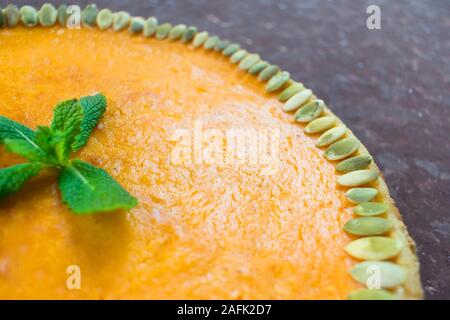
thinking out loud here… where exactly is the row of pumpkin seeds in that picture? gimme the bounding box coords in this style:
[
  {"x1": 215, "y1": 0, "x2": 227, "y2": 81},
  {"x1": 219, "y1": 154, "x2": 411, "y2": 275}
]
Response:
[
  {"x1": 281, "y1": 89, "x2": 406, "y2": 300},
  {"x1": 1, "y1": 3, "x2": 408, "y2": 300}
]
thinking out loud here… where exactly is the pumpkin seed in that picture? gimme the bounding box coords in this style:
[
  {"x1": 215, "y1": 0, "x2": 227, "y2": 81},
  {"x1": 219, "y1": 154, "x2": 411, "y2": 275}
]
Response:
[
  {"x1": 354, "y1": 202, "x2": 389, "y2": 216},
  {"x1": 305, "y1": 116, "x2": 335, "y2": 134},
  {"x1": 113, "y1": 11, "x2": 130, "y2": 31},
  {"x1": 81, "y1": 4, "x2": 98, "y2": 27},
  {"x1": 336, "y1": 155, "x2": 373, "y2": 173},
  {"x1": 239, "y1": 54, "x2": 260, "y2": 71},
  {"x1": 143, "y1": 17, "x2": 158, "y2": 37},
  {"x1": 283, "y1": 89, "x2": 313, "y2": 112},
  {"x1": 279, "y1": 83, "x2": 304, "y2": 102},
  {"x1": 156, "y1": 23, "x2": 172, "y2": 39},
  {"x1": 325, "y1": 137, "x2": 359, "y2": 160},
  {"x1": 248, "y1": 61, "x2": 269, "y2": 75},
  {"x1": 203, "y1": 35, "x2": 219, "y2": 49},
  {"x1": 0, "y1": 8, "x2": 4, "y2": 27},
  {"x1": 38, "y1": 3, "x2": 57, "y2": 27},
  {"x1": 294, "y1": 99, "x2": 324, "y2": 122},
  {"x1": 230, "y1": 49, "x2": 247, "y2": 64},
  {"x1": 169, "y1": 24, "x2": 186, "y2": 40},
  {"x1": 20, "y1": 6, "x2": 38, "y2": 27},
  {"x1": 346, "y1": 188, "x2": 378, "y2": 204},
  {"x1": 181, "y1": 26, "x2": 197, "y2": 43},
  {"x1": 350, "y1": 261, "x2": 407, "y2": 288},
  {"x1": 57, "y1": 5, "x2": 67, "y2": 26},
  {"x1": 266, "y1": 71, "x2": 291, "y2": 92},
  {"x1": 348, "y1": 289, "x2": 396, "y2": 300},
  {"x1": 337, "y1": 169, "x2": 378, "y2": 187},
  {"x1": 257, "y1": 65, "x2": 279, "y2": 82},
  {"x1": 316, "y1": 126, "x2": 347, "y2": 147},
  {"x1": 215, "y1": 39, "x2": 229, "y2": 51},
  {"x1": 344, "y1": 217, "x2": 393, "y2": 236},
  {"x1": 223, "y1": 43, "x2": 240, "y2": 56},
  {"x1": 5, "y1": 4, "x2": 20, "y2": 27},
  {"x1": 129, "y1": 17, "x2": 145, "y2": 34},
  {"x1": 193, "y1": 31, "x2": 208, "y2": 47},
  {"x1": 96, "y1": 9, "x2": 113, "y2": 30},
  {"x1": 345, "y1": 236, "x2": 402, "y2": 260}
]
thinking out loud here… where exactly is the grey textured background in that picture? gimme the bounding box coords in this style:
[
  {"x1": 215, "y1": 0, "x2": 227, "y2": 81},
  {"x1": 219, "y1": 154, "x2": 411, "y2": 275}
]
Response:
[{"x1": 2, "y1": 0, "x2": 450, "y2": 299}]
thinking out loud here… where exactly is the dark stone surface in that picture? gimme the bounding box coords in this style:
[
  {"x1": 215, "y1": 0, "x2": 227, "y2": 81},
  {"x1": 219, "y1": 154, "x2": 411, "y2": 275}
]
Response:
[{"x1": 4, "y1": 0, "x2": 450, "y2": 299}]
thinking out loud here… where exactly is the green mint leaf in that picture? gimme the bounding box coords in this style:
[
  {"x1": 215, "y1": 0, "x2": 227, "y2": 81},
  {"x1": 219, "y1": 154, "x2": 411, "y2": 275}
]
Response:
[
  {"x1": 72, "y1": 93, "x2": 107, "y2": 152},
  {"x1": 0, "y1": 116, "x2": 35, "y2": 143},
  {"x1": 58, "y1": 160, "x2": 137, "y2": 214},
  {"x1": 0, "y1": 163, "x2": 42, "y2": 198},
  {"x1": 0, "y1": 117, "x2": 49, "y2": 161},
  {"x1": 3, "y1": 138, "x2": 48, "y2": 162},
  {"x1": 51, "y1": 99, "x2": 84, "y2": 161},
  {"x1": 51, "y1": 99, "x2": 82, "y2": 133}
]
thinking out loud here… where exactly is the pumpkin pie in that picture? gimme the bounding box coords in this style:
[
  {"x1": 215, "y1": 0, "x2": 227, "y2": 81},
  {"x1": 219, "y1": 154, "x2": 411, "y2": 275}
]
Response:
[{"x1": 0, "y1": 4, "x2": 422, "y2": 299}]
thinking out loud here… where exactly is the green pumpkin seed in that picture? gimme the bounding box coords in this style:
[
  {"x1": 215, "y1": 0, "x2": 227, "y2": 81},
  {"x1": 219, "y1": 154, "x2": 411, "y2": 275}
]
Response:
[
  {"x1": 20, "y1": 6, "x2": 38, "y2": 27},
  {"x1": 305, "y1": 116, "x2": 335, "y2": 134},
  {"x1": 345, "y1": 236, "x2": 402, "y2": 260},
  {"x1": 337, "y1": 169, "x2": 378, "y2": 187},
  {"x1": 354, "y1": 202, "x2": 389, "y2": 216},
  {"x1": 169, "y1": 24, "x2": 187, "y2": 40},
  {"x1": 351, "y1": 261, "x2": 407, "y2": 288},
  {"x1": 316, "y1": 126, "x2": 347, "y2": 147},
  {"x1": 344, "y1": 217, "x2": 393, "y2": 236},
  {"x1": 57, "y1": 5, "x2": 67, "y2": 26},
  {"x1": 230, "y1": 49, "x2": 247, "y2": 64},
  {"x1": 81, "y1": 4, "x2": 98, "y2": 27},
  {"x1": 156, "y1": 23, "x2": 172, "y2": 39},
  {"x1": 279, "y1": 83, "x2": 304, "y2": 102},
  {"x1": 193, "y1": 31, "x2": 208, "y2": 47},
  {"x1": 204, "y1": 35, "x2": 219, "y2": 49},
  {"x1": 294, "y1": 99, "x2": 324, "y2": 122},
  {"x1": 346, "y1": 188, "x2": 378, "y2": 204},
  {"x1": 336, "y1": 155, "x2": 373, "y2": 173},
  {"x1": 348, "y1": 289, "x2": 396, "y2": 300},
  {"x1": 248, "y1": 61, "x2": 269, "y2": 75},
  {"x1": 143, "y1": 17, "x2": 158, "y2": 37},
  {"x1": 129, "y1": 17, "x2": 145, "y2": 34},
  {"x1": 0, "y1": 8, "x2": 4, "y2": 27},
  {"x1": 38, "y1": 3, "x2": 57, "y2": 27},
  {"x1": 283, "y1": 89, "x2": 314, "y2": 114},
  {"x1": 215, "y1": 39, "x2": 229, "y2": 51},
  {"x1": 181, "y1": 26, "x2": 197, "y2": 43},
  {"x1": 266, "y1": 71, "x2": 291, "y2": 92},
  {"x1": 96, "y1": 9, "x2": 113, "y2": 30},
  {"x1": 223, "y1": 43, "x2": 240, "y2": 56},
  {"x1": 257, "y1": 65, "x2": 279, "y2": 82},
  {"x1": 325, "y1": 137, "x2": 359, "y2": 160},
  {"x1": 113, "y1": 11, "x2": 130, "y2": 31},
  {"x1": 239, "y1": 54, "x2": 260, "y2": 71},
  {"x1": 5, "y1": 4, "x2": 20, "y2": 27}
]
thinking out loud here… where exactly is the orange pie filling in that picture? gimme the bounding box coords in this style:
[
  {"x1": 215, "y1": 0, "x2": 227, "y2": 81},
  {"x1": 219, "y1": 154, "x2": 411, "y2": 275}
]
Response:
[{"x1": 0, "y1": 27, "x2": 364, "y2": 299}]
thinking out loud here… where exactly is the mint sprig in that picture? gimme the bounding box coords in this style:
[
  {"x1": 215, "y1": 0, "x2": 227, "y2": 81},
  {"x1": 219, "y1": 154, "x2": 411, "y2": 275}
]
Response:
[{"x1": 0, "y1": 93, "x2": 138, "y2": 215}]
